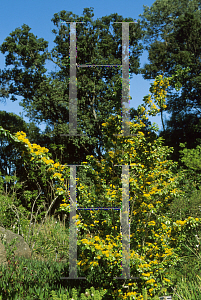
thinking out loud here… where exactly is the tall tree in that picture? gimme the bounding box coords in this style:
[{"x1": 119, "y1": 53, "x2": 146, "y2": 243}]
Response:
[
  {"x1": 0, "y1": 8, "x2": 151, "y2": 216},
  {"x1": 139, "y1": 0, "x2": 201, "y2": 161},
  {"x1": 0, "y1": 8, "x2": 144, "y2": 167}
]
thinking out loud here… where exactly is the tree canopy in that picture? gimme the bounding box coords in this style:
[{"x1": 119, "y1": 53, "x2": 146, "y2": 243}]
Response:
[
  {"x1": 0, "y1": 7, "x2": 150, "y2": 210},
  {"x1": 139, "y1": 0, "x2": 201, "y2": 160},
  {"x1": 0, "y1": 4, "x2": 200, "y2": 217},
  {"x1": 0, "y1": 8, "x2": 145, "y2": 169}
]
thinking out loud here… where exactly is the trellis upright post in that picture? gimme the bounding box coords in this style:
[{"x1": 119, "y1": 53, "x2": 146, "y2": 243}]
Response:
[{"x1": 59, "y1": 20, "x2": 139, "y2": 281}]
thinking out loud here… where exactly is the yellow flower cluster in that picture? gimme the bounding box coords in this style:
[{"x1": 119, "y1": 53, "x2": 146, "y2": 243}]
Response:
[
  {"x1": 14, "y1": 131, "x2": 69, "y2": 199},
  {"x1": 15, "y1": 132, "x2": 49, "y2": 155},
  {"x1": 142, "y1": 74, "x2": 170, "y2": 117},
  {"x1": 175, "y1": 220, "x2": 187, "y2": 226}
]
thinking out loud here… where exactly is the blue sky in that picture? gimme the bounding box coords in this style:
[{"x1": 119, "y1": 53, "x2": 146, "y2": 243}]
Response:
[{"x1": 0, "y1": 0, "x2": 166, "y2": 134}]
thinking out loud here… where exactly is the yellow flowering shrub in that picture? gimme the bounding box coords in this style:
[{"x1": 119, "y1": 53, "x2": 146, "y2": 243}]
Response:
[{"x1": 58, "y1": 104, "x2": 201, "y2": 299}]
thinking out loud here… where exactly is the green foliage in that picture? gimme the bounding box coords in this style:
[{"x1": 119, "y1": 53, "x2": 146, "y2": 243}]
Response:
[
  {"x1": 50, "y1": 286, "x2": 107, "y2": 300},
  {"x1": 0, "y1": 169, "x2": 31, "y2": 231},
  {"x1": 142, "y1": 288, "x2": 148, "y2": 300},
  {"x1": 0, "y1": 253, "x2": 69, "y2": 299},
  {"x1": 179, "y1": 143, "x2": 201, "y2": 172},
  {"x1": 172, "y1": 142, "x2": 201, "y2": 199},
  {"x1": 0, "y1": 6, "x2": 201, "y2": 299},
  {"x1": 139, "y1": 0, "x2": 201, "y2": 160},
  {"x1": 166, "y1": 189, "x2": 201, "y2": 221},
  {"x1": 165, "y1": 141, "x2": 201, "y2": 221},
  {"x1": 171, "y1": 275, "x2": 201, "y2": 299},
  {"x1": 0, "y1": 7, "x2": 144, "y2": 174}
]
